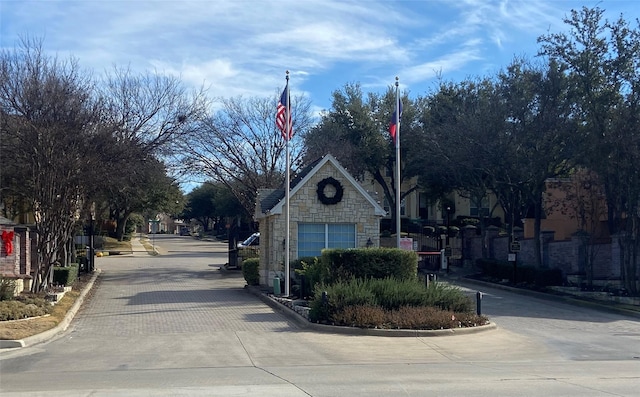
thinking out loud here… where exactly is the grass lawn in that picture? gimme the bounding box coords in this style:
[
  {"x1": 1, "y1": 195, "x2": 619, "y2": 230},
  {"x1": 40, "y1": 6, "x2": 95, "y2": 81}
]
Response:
[{"x1": 0, "y1": 273, "x2": 96, "y2": 340}]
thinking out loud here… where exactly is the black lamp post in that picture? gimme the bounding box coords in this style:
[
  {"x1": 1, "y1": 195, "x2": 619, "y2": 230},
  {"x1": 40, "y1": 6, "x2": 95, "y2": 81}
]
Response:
[
  {"x1": 445, "y1": 205, "x2": 451, "y2": 273},
  {"x1": 89, "y1": 203, "x2": 95, "y2": 273}
]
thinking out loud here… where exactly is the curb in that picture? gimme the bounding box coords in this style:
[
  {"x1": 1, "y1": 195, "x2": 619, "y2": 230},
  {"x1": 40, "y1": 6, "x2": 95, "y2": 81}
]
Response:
[
  {"x1": 245, "y1": 285, "x2": 497, "y2": 337},
  {"x1": 0, "y1": 269, "x2": 101, "y2": 350}
]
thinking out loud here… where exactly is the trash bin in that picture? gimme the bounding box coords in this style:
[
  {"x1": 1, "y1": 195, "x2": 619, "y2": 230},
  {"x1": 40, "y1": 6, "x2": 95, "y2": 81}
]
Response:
[{"x1": 273, "y1": 276, "x2": 281, "y2": 295}]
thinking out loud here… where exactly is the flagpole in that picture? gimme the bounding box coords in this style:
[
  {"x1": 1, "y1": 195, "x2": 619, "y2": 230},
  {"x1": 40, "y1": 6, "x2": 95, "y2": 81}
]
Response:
[
  {"x1": 284, "y1": 71, "x2": 291, "y2": 297},
  {"x1": 394, "y1": 77, "x2": 401, "y2": 249}
]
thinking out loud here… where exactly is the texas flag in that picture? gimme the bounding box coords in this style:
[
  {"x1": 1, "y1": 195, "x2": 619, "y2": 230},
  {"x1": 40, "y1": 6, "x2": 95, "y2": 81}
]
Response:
[{"x1": 389, "y1": 98, "x2": 402, "y2": 143}]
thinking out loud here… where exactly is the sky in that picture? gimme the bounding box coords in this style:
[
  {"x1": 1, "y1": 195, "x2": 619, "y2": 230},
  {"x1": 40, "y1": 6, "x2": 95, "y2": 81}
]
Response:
[{"x1": 2, "y1": 0, "x2": 640, "y2": 116}]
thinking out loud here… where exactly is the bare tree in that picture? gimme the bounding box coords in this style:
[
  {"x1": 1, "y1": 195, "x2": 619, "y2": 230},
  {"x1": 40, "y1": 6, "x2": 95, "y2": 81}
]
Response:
[
  {"x1": 176, "y1": 94, "x2": 314, "y2": 217},
  {"x1": 100, "y1": 66, "x2": 210, "y2": 155},
  {"x1": 95, "y1": 67, "x2": 209, "y2": 237},
  {"x1": 0, "y1": 37, "x2": 102, "y2": 291}
]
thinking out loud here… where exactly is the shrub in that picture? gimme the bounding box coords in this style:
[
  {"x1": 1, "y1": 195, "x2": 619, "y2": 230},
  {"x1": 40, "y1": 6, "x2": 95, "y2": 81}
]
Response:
[
  {"x1": 330, "y1": 305, "x2": 489, "y2": 330},
  {"x1": 241, "y1": 258, "x2": 260, "y2": 286},
  {"x1": 369, "y1": 277, "x2": 430, "y2": 310},
  {"x1": 476, "y1": 258, "x2": 564, "y2": 287},
  {"x1": 292, "y1": 256, "x2": 321, "y2": 298},
  {"x1": 422, "y1": 281, "x2": 473, "y2": 312},
  {"x1": 321, "y1": 248, "x2": 418, "y2": 283},
  {"x1": 308, "y1": 278, "x2": 377, "y2": 323},
  {"x1": 294, "y1": 256, "x2": 328, "y2": 298},
  {"x1": 308, "y1": 277, "x2": 474, "y2": 323},
  {"x1": 53, "y1": 264, "x2": 79, "y2": 286},
  {"x1": 0, "y1": 296, "x2": 51, "y2": 321},
  {"x1": 331, "y1": 304, "x2": 386, "y2": 328},
  {"x1": 535, "y1": 268, "x2": 564, "y2": 287},
  {"x1": 0, "y1": 276, "x2": 16, "y2": 301}
]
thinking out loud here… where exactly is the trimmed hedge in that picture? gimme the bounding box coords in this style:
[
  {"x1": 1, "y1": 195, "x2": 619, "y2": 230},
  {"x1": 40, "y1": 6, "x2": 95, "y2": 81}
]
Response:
[
  {"x1": 53, "y1": 264, "x2": 79, "y2": 286},
  {"x1": 321, "y1": 248, "x2": 418, "y2": 282},
  {"x1": 242, "y1": 258, "x2": 260, "y2": 286},
  {"x1": 476, "y1": 258, "x2": 563, "y2": 287}
]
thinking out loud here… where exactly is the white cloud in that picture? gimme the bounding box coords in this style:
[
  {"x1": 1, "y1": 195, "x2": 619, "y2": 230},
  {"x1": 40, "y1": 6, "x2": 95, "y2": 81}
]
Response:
[{"x1": 3, "y1": 0, "x2": 639, "y2": 112}]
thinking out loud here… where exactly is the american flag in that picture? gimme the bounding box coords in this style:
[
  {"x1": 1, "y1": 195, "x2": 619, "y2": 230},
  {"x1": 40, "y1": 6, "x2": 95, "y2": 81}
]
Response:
[{"x1": 276, "y1": 86, "x2": 293, "y2": 140}]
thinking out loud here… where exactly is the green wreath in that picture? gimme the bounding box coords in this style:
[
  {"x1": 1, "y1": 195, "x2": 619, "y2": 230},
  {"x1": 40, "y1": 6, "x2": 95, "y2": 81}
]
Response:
[{"x1": 316, "y1": 177, "x2": 344, "y2": 205}]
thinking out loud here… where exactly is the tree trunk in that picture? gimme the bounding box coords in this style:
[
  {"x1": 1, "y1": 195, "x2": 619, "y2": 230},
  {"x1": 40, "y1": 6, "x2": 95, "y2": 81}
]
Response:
[
  {"x1": 533, "y1": 199, "x2": 543, "y2": 267},
  {"x1": 115, "y1": 212, "x2": 131, "y2": 241}
]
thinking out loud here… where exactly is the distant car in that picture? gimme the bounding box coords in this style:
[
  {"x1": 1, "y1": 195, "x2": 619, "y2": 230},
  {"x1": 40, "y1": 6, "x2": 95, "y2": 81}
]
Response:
[
  {"x1": 238, "y1": 232, "x2": 259, "y2": 249},
  {"x1": 179, "y1": 227, "x2": 190, "y2": 236}
]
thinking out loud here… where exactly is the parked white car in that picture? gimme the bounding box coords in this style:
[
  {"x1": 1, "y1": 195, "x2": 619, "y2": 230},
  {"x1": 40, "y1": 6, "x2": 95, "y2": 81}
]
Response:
[{"x1": 238, "y1": 232, "x2": 259, "y2": 249}]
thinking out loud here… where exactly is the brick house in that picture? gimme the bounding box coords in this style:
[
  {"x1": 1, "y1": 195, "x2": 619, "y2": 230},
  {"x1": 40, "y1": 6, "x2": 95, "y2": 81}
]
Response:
[
  {"x1": 254, "y1": 154, "x2": 387, "y2": 286},
  {"x1": 0, "y1": 216, "x2": 33, "y2": 294}
]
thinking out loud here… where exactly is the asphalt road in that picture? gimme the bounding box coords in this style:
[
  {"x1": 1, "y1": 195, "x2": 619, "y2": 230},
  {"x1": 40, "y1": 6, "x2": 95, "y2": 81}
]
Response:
[{"x1": 1, "y1": 234, "x2": 639, "y2": 396}]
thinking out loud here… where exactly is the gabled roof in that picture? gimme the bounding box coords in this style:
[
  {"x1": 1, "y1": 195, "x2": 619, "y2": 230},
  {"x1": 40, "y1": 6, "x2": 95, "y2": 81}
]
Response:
[{"x1": 260, "y1": 154, "x2": 386, "y2": 216}]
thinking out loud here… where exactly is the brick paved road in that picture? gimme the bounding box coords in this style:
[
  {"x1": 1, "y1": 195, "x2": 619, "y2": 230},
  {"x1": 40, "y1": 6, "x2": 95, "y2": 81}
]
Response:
[{"x1": 2, "y1": 235, "x2": 640, "y2": 396}]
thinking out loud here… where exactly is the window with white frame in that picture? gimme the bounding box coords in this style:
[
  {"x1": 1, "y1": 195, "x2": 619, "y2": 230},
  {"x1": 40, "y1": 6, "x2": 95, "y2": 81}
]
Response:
[
  {"x1": 383, "y1": 196, "x2": 406, "y2": 216},
  {"x1": 298, "y1": 223, "x2": 356, "y2": 257},
  {"x1": 470, "y1": 196, "x2": 490, "y2": 217}
]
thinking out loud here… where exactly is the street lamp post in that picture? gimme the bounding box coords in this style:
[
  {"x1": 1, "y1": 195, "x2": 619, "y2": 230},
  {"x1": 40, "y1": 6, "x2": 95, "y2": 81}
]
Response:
[
  {"x1": 445, "y1": 206, "x2": 451, "y2": 273},
  {"x1": 89, "y1": 203, "x2": 95, "y2": 273}
]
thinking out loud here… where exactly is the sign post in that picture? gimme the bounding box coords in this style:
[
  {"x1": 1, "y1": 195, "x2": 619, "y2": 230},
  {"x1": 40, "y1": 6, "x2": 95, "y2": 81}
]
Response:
[{"x1": 509, "y1": 239, "x2": 520, "y2": 284}]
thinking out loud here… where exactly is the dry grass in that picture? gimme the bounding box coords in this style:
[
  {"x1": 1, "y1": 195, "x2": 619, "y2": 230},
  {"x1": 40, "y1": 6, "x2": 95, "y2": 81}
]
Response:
[{"x1": 0, "y1": 273, "x2": 95, "y2": 340}]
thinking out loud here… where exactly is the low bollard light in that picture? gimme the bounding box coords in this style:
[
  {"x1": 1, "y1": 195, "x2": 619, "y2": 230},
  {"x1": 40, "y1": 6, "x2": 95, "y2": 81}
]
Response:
[{"x1": 476, "y1": 291, "x2": 483, "y2": 315}]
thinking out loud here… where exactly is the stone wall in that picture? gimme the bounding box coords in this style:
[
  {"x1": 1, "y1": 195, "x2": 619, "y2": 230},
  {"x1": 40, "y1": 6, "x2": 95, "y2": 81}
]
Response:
[{"x1": 461, "y1": 226, "x2": 619, "y2": 281}]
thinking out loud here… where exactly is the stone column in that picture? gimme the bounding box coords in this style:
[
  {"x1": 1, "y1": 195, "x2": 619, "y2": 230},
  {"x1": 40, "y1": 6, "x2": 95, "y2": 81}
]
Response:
[
  {"x1": 540, "y1": 230, "x2": 555, "y2": 268},
  {"x1": 461, "y1": 225, "x2": 477, "y2": 268},
  {"x1": 15, "y1": 226, "x2": 30, "y2": 276}
]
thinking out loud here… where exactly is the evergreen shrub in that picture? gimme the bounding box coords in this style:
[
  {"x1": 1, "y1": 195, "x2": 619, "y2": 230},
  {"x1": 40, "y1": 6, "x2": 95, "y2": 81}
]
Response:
[
  {"x1": 321, "y1": 248, "x2": 417, "y2": 282},
  {"x1": 53, "y1": 264, "x2": 79, "y2": 286},
  {"x1": 476, "y1": 258, "x2": 564, "y2": 287},
  {"x1": 0, "y1": 296, "x2": 51, "y2": 321},
  {"x1": 308, "y1": 277, "x2": 474, "y2": 325},
  {"x1": 242, "y1": 258, "x2": 260, "y2": 286},
  {"x1": 0, "y1": 276, "x2": 16, "y2": 301}
]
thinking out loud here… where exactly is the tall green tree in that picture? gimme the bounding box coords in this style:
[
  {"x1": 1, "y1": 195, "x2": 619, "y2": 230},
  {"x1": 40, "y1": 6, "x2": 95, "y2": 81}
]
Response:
[
  {"x1": 419, "y1": 78, "x2": 505, "y2": 257},
  {"x1": 494, "y1": 58, "x2": 577, "y2": 266},
  {"x1": 303, "y1": 83, "x2": 422, "y2": 234},
  {"x1": 102, "y1": 155, "x2": 180, "y2": 241},
  {"x1": 538, "y1": 6, "x2": 640, "y2": 292},
  {"x1": 182, "y1": 182, "x2": 244, "y2": 233}
]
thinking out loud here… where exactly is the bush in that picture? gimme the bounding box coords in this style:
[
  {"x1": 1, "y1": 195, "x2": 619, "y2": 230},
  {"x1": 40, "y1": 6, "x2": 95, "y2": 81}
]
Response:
[
  {"x1": 330, "y1": 305, "x2": 488, "y2": 330},
  {"x1": 308, "y1": 278, "x2": 377, "y2": 322},
  {"x1": 308, "y1": 277, "x2": 474, "y2": 324},
  {"x1": 0, "y1": 276, "x2": 16, "y2": 301},
  {"x1": 321, "y1": 248, "x2": 418, "y2": 283},
  {"x1": 476, "y1": 258, "x2": 564, "y2": 287},
  {"x1": 242, "y1": 258, "x2": 260, "y2": 286},
  {"x1": 0, "y1": 296, "x2": 51, "y2": 321},
  {"x1": 292, "y1": 256, "x2": 320, "y2": 298},
  {"x1": 369, "y1": 277, "x2": 432, "y2": 310},
  {"x1": 294, "y1": 256, "x2": 328, "y2": 297},
  {"x1": 53, "y1": 264, "x2": 79, "y2": 286}
]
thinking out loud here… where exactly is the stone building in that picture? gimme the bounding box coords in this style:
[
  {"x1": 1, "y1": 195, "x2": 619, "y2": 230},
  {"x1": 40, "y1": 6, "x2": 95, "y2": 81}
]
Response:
[{"x1": 255, "y1": 154, "x2": 386, "y2": 286}]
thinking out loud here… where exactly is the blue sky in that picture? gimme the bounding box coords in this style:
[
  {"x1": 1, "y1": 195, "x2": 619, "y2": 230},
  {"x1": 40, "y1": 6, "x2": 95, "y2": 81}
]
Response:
[{"x1": 2, "y1": 0, "x2": 639, "y2": 115}]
